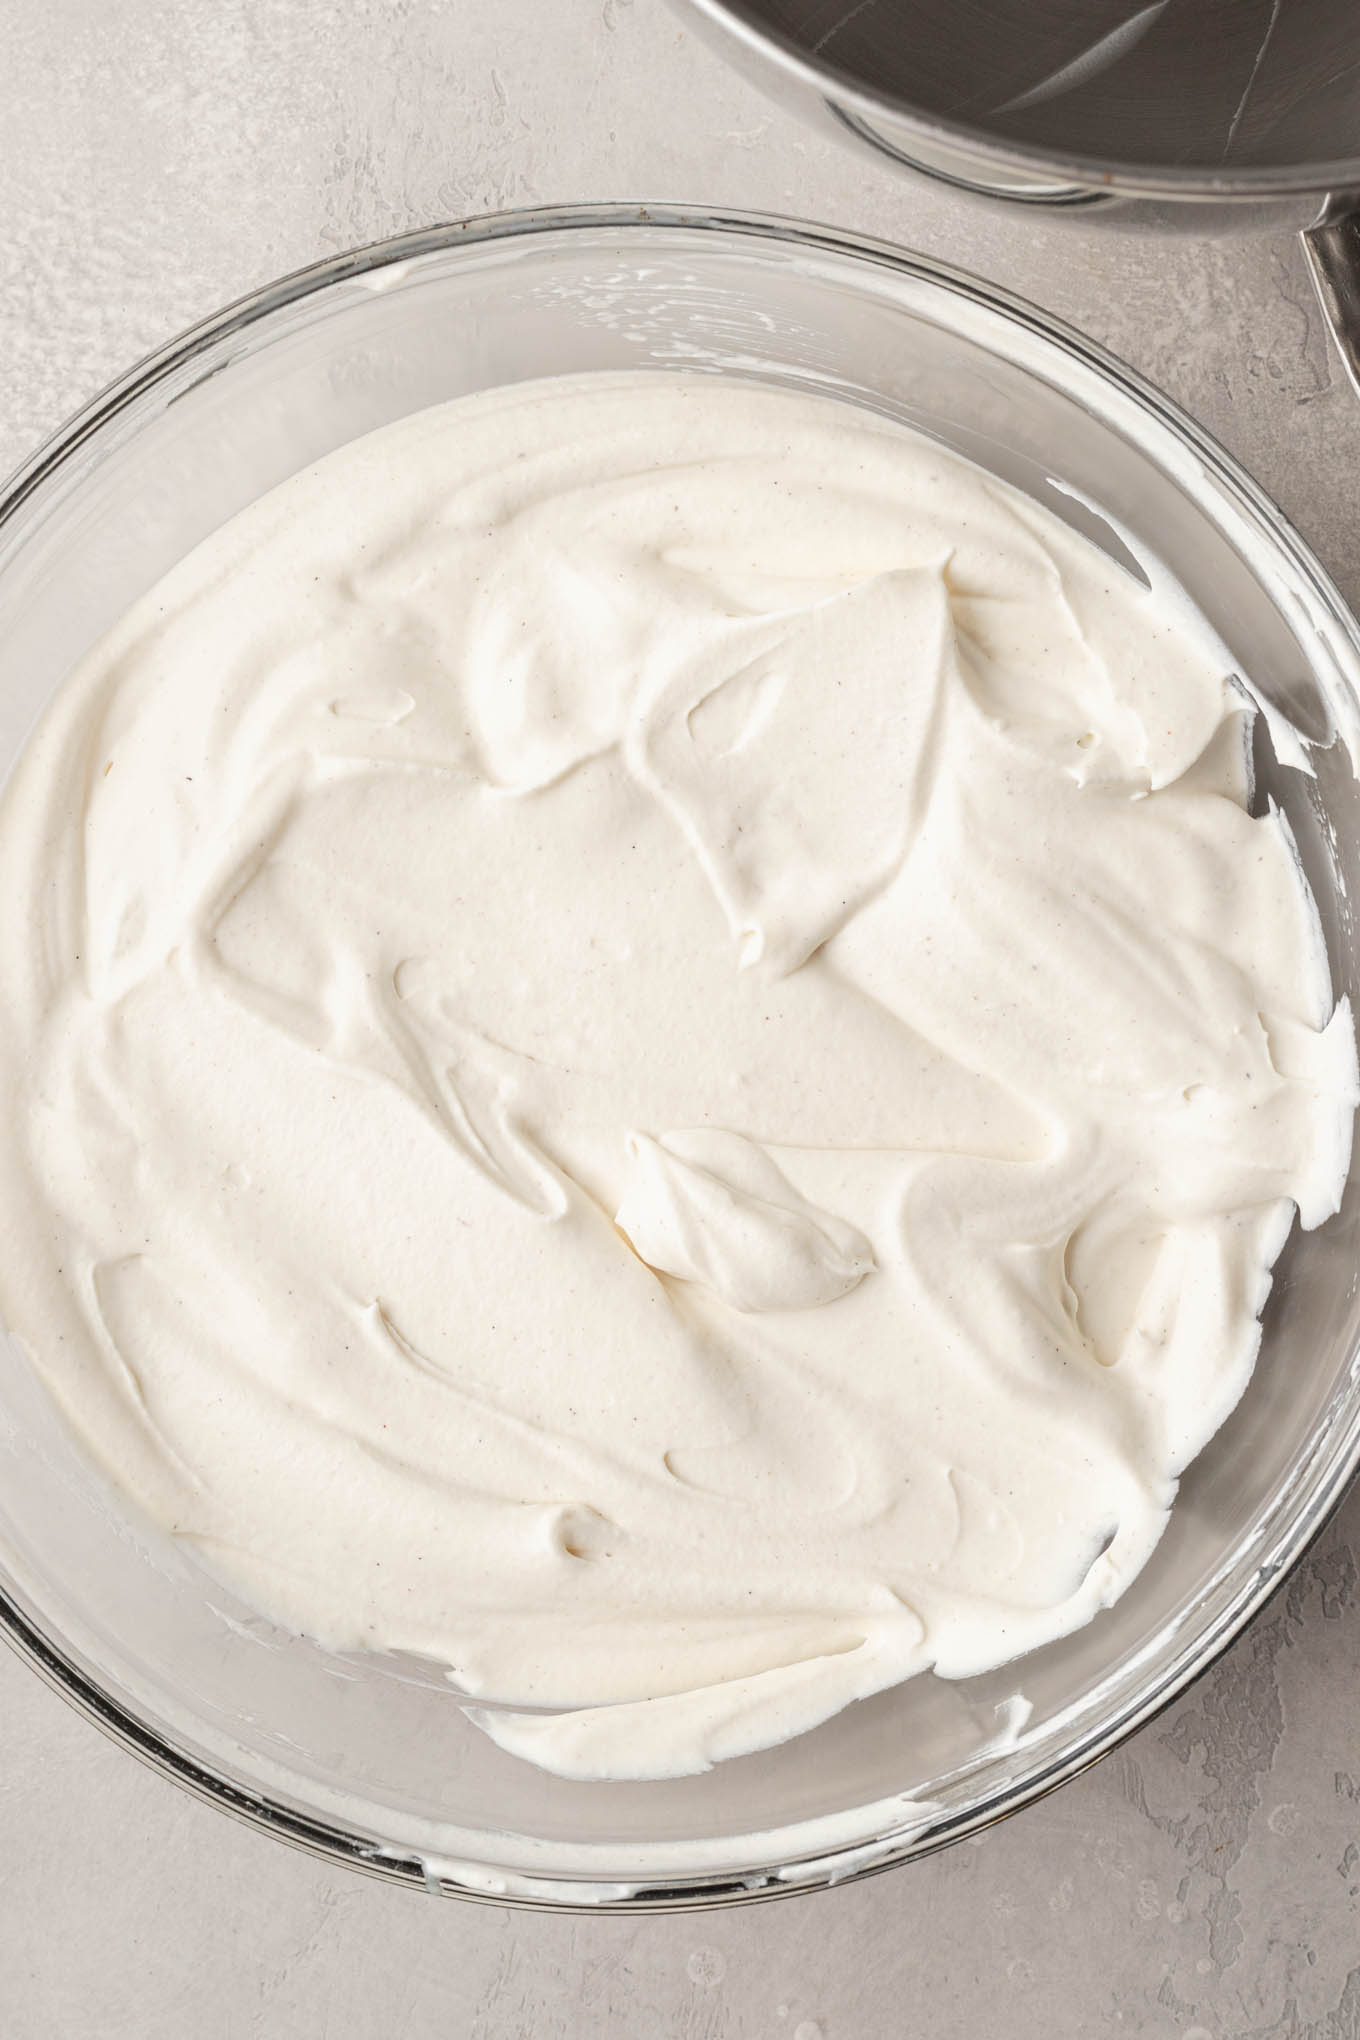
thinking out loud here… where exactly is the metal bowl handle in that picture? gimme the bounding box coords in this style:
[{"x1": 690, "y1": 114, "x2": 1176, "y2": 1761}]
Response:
[{"x1": 1303, "y1": 203, "x2": 1360, "y2": 401}]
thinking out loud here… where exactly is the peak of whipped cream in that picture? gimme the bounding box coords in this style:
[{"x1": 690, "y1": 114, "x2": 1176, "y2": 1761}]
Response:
[
  {"x1": 616, "y1": 1130, "x2": 876, "y2": 1313},
  {"x1": 0, "y1": 371, "x2": 1350, "y2": 1783}
]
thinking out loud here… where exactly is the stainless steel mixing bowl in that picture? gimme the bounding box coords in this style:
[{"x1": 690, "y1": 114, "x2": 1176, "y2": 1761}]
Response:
[
  {"x1": 678, "y1": 1, "x2": 1360, "y2": 393},
  {"x1": 2, "y1": 205, "x2": 1360, "y2": 1910}
]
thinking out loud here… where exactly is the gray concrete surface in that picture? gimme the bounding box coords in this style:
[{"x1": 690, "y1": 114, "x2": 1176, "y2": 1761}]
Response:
[{"x1": 3, "y1": 2, "x2": 1360, "y2": 2034}]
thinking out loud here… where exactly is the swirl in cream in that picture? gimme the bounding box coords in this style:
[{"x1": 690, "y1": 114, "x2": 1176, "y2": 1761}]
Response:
[{"x1": 0, "y1": 372, "x2": 1352, "y2": 1780}]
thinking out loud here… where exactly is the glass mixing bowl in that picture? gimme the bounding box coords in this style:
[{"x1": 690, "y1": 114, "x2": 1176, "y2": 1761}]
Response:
[{"x1": 2, "y1": 204, "x2": 1359, "y2": 1911}]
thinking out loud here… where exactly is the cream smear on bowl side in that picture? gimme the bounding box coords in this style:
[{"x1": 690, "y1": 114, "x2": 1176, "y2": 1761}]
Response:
[{"x1": 0, "y1": 371, "x2": 1352, "y2": 1782}]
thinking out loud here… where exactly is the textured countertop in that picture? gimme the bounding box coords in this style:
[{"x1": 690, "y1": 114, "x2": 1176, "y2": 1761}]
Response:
[{"x1": 4, "y1": 3, "x2": 1360, "y2": 2034}]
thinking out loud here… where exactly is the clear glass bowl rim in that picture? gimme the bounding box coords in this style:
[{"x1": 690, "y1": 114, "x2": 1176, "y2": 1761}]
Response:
[{"x1": 2, "y1": 201, "x2": 1360, "y2": 1912}]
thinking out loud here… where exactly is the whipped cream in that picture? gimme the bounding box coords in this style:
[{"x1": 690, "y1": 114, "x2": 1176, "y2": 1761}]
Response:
[{"x1": 0, "y1": 372, "x2": 1352, "y2": 1781}]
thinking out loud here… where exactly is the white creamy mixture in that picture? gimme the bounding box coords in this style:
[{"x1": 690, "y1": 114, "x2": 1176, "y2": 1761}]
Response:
[{"x1": 0, "y1": 373, "x2": 1353, "y2": 1781}]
